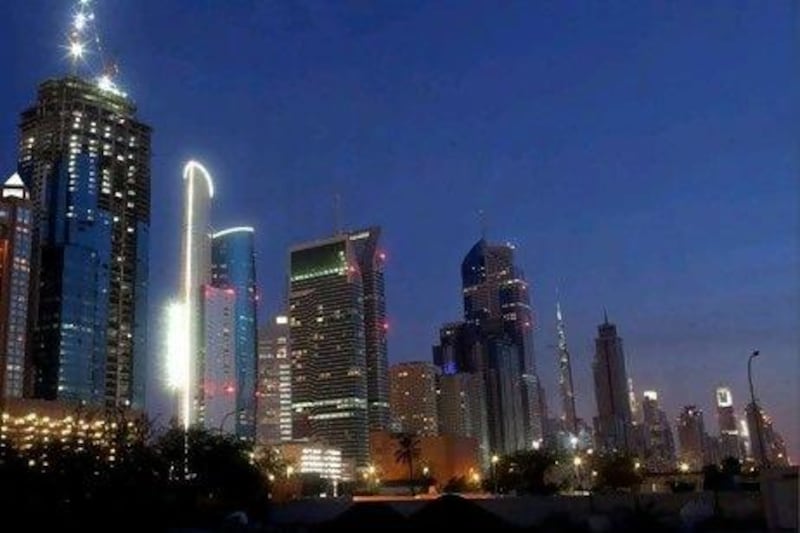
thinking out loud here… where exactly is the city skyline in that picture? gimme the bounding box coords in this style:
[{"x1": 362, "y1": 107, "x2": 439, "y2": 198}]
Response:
[{"x1": 0, "y1": 1, "x2": 795, "y2": 456}]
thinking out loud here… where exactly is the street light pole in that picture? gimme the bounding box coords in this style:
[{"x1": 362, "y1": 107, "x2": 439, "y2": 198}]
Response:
[
  {"x1": 747, "y1": 350, "x2": 768, "y2": 469},
  {"x1": 491, "y1": 455, "x2": 499, "y2": 494},
  {"x1": 219, "y1": 409, "x2": 238, "y2": 435}
]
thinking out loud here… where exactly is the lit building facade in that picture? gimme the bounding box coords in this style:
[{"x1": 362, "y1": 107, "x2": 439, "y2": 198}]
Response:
[
  {"x1": 257, "y1": 315, "x2": 292, "y2": 446},
  {"x1": 0, "y1": 174, "x2": 33, "y2": 399},
  {"x1": 19, "y1": 77, "x2": 151, "y2": 408},
  {"x1": 289, "y1": 235, "x2": 368, "y2": 467},
  {"x1": 677, "y1": 405, "x2": 706, "y2": 470},
  {"x1": 592, "y1": 314, "x2": 632, "y2": 453},
  {"x1": 437, "y1": 370, "x2": 489, "y2": 466},
  {"x1": 201, "y1": 286, "x2": 236, "y2": 434},
  {"x1": 178, "y1": 161, "x2": 213, "y2": 429},
  {"x1": 389, "y1": 361, "x2": 439, "y2": 436},
  {"x1": 641, "y1": 391, "x2": 676, "y2": 472},
  {"x1": 211, "y1": 227, "x2": 258, "y2": 440},
  {"x1": 347, "y1": 228, "x2": 389, "y2": 432},
  {"x1": 715, "y1": 386, "x2": 741, "y2": 461}
]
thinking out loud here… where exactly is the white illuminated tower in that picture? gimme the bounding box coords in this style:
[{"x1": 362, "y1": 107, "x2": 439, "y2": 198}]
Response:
[
  {"x1": 176, "y1": 161, "x2": 214, "y2": 429},
  {"x1": 556, "y1": 300, "x2": 578, "y2": 435}
]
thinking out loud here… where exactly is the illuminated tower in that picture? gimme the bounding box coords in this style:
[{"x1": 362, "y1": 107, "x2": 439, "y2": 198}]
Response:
[
  {"x1": 555, "y1": 301, "x2": 578, "y2": 435},
  {"x1": 18, "y1": 0, "x2": 151, "y2": 408},
  {"x1": 0, "y1": 174, "x2": 33, "y2": 400},
  {"x1": 289, "y1": 234, "x2": 368, "y2": 468},
  {"x1": 677, "y1": 405, "x2": 706, "y2": 470},
  {"x1": 715, "y1": 386, "x2": 741, "y2": 460},
  {"x1": 389, "y1": 361, "x2": 439, "y2": 436},
  {"x1": 211, "y1": 227, "x2": 258, "y2": 440},
  {"x1": 179, "y1": 161, "x2": 213, "y2": 428},
  {"x1": 257, "y1": 315, "x2": 292, "y2": 446}
]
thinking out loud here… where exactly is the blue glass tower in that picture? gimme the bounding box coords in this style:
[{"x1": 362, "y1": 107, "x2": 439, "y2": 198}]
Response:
[
  {"x1": 211, "y1": 227, "x2": 258, "y2": 440},
  {"x1": 19, "y1": 77, "x2": 151, "y2": 408}
]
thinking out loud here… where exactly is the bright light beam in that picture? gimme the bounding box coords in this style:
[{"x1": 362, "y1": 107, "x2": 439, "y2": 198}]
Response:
[
  {"x1": 165, "y1": 301, "x2": 188, "y2": 393},
  {"x1": 69, "y1": 40, "x2": 85, "y2": 59}
]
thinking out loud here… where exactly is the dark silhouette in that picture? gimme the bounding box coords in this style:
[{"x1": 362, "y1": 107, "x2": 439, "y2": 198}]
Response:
[
  {"x1": 495, "y1": 449, "x2": 561, "y2": 495},
  {"x1": 393, "y1": 432, "x2": 421, "y2": 495},
  {"x1": 594, "y1": 454, "x2": 642, "y2": 492}
]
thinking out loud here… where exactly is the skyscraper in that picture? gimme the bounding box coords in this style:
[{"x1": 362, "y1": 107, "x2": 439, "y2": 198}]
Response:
[
  {"x1": 641, "y1": 391, "x2": 676, "y2": 472},
  {"x1": 715, "y1": 386, "x2": 741, "y2": 461},
  {"x1": 0, "y1": 174, "x2": 33, "y2": 400},
  {"x1": 19, "y1": 77, "x2": 151, "y2": 408},
  {"x1": 257, "y1": 315, "x2": 292, "y2": 446},
  {"x1": 347, "y1": 228, "x2": 389, "y2": 432},
  {"x1": 745, "y1": 402, "x2": 789, "y2": 467},
  {"x1": 677, "y1": 405, "x2": 706, "y2": 470},
  {"x1": 178, "y1": 161, "x2": 214, "y2": 428},
  {"x1": 555, "y1": 301, "x2": 578, "y2": 435},
  {"x1": 389, "y1": 361, "x2": 439, "y2": 436},
  {"x1": 460, "y1": 238, "x2": 543, "y2": 447},
  {"x1": 211, "y1": 227, "x2": 258, "y2": 440},
  {"x1": 437, "y1": 370, "x2": 489, "y2": 465},
  {"x1": 592, "y1": 313, "x2": 632, "y2": 453},
  {"x1": 289, "y1": 235, "x2": 368, "y2": 468}
]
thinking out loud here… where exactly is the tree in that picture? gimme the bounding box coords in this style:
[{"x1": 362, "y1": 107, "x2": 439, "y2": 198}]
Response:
[
  {"x1": 394, "y1": 433, "x2": 421, "y2": 495},
  {"x1": 594, "y1": 454, "x2": 642, "y2": 492},
  {"x1": 496, "y1": 449, "x2": 562, "y2": 495}
]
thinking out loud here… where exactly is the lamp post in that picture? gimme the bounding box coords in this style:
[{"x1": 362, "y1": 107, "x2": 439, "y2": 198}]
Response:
[
  {"x1": 747, "y1": 350, "x2": 768, "y2": 469},
  {"x1": 573, "y1": 456, "x2": 583, "y2": 492},
  {"x1": 219, "y1": 409, "x2": 238, "y2": 435},
  {"x1": 491, "y1": 454, "x2": 500, "y2": 494}
]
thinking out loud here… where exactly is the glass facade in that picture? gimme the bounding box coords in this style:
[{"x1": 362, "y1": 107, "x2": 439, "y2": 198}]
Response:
[
  {"x1": 18, "y1": 77, "x2": 151, "y2": 408},
  {"x1": 211, "y1": 228, "x2": 258, "y2": 440}
]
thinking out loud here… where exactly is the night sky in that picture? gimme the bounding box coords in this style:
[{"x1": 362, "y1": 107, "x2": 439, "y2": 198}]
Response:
[{"x1": 0, "y1": 1, "x2": 796, "y2": 455}]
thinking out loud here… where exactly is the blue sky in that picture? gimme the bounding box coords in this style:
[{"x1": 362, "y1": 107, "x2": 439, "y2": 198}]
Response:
[{"x1": 0, "y1": 1, "x2": 796, "y2": 455}]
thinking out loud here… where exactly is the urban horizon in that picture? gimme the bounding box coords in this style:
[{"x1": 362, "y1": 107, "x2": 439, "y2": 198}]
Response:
[{"x1": 0, "y1": 0, "x2": 795, "y2": 467}]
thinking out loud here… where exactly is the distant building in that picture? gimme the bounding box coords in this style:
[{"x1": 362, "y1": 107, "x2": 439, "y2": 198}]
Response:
[
  {"x1": 641, "y1": 391, "x2": 676, "y2": 472},
  {"x1": 211, "y1": 227, "x2": 259, "y2": 440},
  {"x1": 201, "y1": 286, "x2": 237, "y2": 434},
  {"x1": 257, "y1": 315, "x2": 292, "y2": 446},
  {"x1": 0, "y1": 174, "x2": 33, "y2": 400},
  {"x1": 289, "y1": 234, "x2": 369, "y2": 467},
  {"x1": 555, "y1": 301, "x2": 578, "y2": 436},
  {"x1": 677, "y1": 405, "x2": 706, "y2": 470},
  {"x1": 20, "y1": 77, "x2": 151, "y2": 408},
  {"x1": 347, "y1": 228, "x2": 390, "y2": 432},
  {"x1": 389, "y1": 362, "x2": 439, "y2": 436},
  {"x1": 745, "y1": 403, "x2": 789, "y2": 467},
  {"x1": 436, "y1": 369, "x2": 489, "y2": 465},
  {"x1": 592, "y1": 313, "x2": 632, "y2": 453},
  {"x1": 715, "y1": 386, "x2": 741, "y2": 461}
]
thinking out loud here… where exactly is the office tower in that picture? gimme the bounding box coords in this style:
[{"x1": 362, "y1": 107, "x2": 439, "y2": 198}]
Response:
[
  {"x1": 677, "y1": 405, "x2": 706, "y2": 470},
  {"x1": 745, "y1": 403, "x2": 789, "y2": 467},
  {"x1": 177, "y1": 161, "x2": 214, "y2": 428},
  {"x1": 460, "y1": 238, "x2": 543, "y2": 446},
  {"x1": 437, "y1": 370, "x2": 489, "y2": 465},
  {"x1": 592, "y1": 312, "x2": 632, "y2": 453},
  {"x1": 202, "y1": 286, "x2": 236, "y2": 433},
  {"x1": 257, "y1": 315, "x2": 292, "y2": 446},
  {"x1": 640, "y1": 391, "x2": 676, "y2": 472},
  {"x1": 715, "y1": 386, "x2": 741, "y2": 460},
  {"x1": 389, "y1": 361, "x2": 439, "y2": 436},
  {"x1": 19, "y1": 77, "x2": 151, "y2": 408},
  {"x1": 0, "y1": 174, "x2": 33, "y2": 400},
  {"x1": 289, "y1": 235, "x2": 368, "y2": 467},
  {"x1": 555, "y1": 301, "x2": 578, "y2": 435},
  {"x1": 628, "y1": 378, "x2": 641, "y2": 424},
  {"x1": 211, "y1": 227, "x2": 258, "y2": 440},
  {"x1": 347, "y1": 228, "x2": 389, "y2": 432}
]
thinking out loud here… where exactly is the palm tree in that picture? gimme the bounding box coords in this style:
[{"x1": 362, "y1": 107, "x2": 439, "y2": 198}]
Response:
[{"x1": 394, "y1": 433, "x2": 421, "y2": 495}]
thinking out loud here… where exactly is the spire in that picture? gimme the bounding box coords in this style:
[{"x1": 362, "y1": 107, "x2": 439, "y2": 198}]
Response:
[{"x1": 603, "y1": 306, "x2": 609, "y2": 325}]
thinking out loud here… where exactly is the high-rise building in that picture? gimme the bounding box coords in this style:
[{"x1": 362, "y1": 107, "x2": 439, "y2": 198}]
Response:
[
  {"x1": 257, "y1": 315, "x2": 292, "y2": 446},
  {"x1": 347, "y1": 228, "x2": 389, "y2": 432},
  {"x1": 211, "y1": 227, "x2": 258, "y2": 440},
  {"x1": 677, "y1": 405, "x2": 706, "y2": 470},
  {"x1": 640, "y1": 391, "x2": 676, "y2": 472},
  {"x1": 745, "y1": 402, "x2": 789, "y2": 467},
  {"x1": 437, "y1": 370, "x2": 489, "y2": 466},
  {"x1": 19, "y1": 77, "x2": 151, "y2": 408},
  {"x1": 715, "y1": 386, "x2": 741, "y2": 461},
  {"x1": 289, "y1": 235, "x2": 368, "y2": 467},
  {"x1": 555, "y1": 301, "x2": 578, "y2": 435},
  {"x1": 0, "y1": 174, "x2": 33, "y2": 400},
  {"x1": 389, "y1": 361, "x2": 439, "y2": 436},
  {"x1": 592, "y1": 313, "x2": 632, "y2": 453},
  {"x1": 201, "y1": 285, "x2": 236, "y2": 433},
  {"x1": 461, "y1": 238, "x2": 544, "y2": 445},
  {"x1": 177, "y1": 161, "x2": 214, "y2": 429}
]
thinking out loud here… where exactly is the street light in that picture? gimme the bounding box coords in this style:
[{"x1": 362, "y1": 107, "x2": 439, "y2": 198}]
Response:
[
  {"x1": 491, "y1": 454, "x2": 500, "y2": 494},
  {"x1": 286, "y1": 465, "x2": 294, "y2": 478},
  {"x1": 679, "y1": 462, "x2": 690, "y2": 473},
  {"x1": 748, "y1": 350, "x2": 768, "y2": 469},
  {"x1": 573, "y1": 456, "x2": 583, "y2": 492}
]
